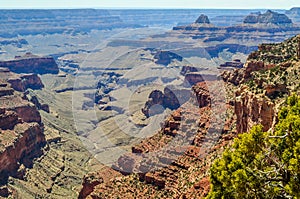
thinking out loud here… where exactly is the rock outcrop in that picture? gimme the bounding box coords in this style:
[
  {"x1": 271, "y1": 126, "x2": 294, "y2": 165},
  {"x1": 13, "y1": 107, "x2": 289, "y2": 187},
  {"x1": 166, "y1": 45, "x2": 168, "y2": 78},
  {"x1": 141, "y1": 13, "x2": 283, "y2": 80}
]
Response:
[
  {"x1": 78, "y1": 172, "x2": 104, "y2": 199},
  {"x1": 153, "y1": 50, "x2": 183, "y2": 66},
  {"x1": 192, "y1": 82, "x2": 211, "y2": 108},
  {"x1": 7, "y1": 73, "x2": 44, "y2": 92},
  {"x1": 78, "y1": 27, "x2": 300, "y2": 199},
  {"x1": 0, "y1": 76, "x2": 45, "y2": 188},
  {"x1": 0, "y1": 52, "x2": 59, "y2": 74},
  {"x1": 235, "y1": 87, "x2": 275, "y2": 133},
  {"x1": 243, "y1": 10, "x2": 293, "y2": 26},
  {"x1": 222, "y1": 61, "x2": 270, "y2": 85},
  {"x1": 0, "y1": 67, "x2": 44, "y2": 91},
  {"x1": 81, "y1": 79, "x2": 235, "y2": 198},
  {"x1": 219, "y1": 59, "x2": 243, "y2": 68},
  {"x1": 195, "y1": 14, "x2": 210, "y2": 24},
  {"x1": 184, "y1": 73, "x2": 217, "y2": 86},
  {"x1": 180, "y1": 66, "x2": 219, "y2": 86},
  {"x1": 170, "y1": 10, "x2": 300, "y2": 53},
  {"x1": 225, "y1": 34, "x2": 300, "y2": 134},
  {"x1": 142, "y1": 87, "x2": 191, "y2": 117}
]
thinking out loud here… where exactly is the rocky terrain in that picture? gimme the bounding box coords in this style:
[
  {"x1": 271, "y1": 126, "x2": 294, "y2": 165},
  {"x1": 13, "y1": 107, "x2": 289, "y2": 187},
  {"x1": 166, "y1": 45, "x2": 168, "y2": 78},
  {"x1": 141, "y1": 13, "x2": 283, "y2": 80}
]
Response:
[
  {"x1": 79, "y1": 33, "x2": 300, "y2": 199},
  {"x1": 0, "y1": 9, "x2": 299, "y2": 199},
  {"x1": 219, "y1": 59, "x2": 243, "y2": 69},
  {"x1": 0, "y1": 70, "x2": 107, "y2": 198},
  {"x1": 0, "y1": 52, "x2": 59, "y2": 74},
  {"x1": 243, "y1": 10, "x2": 292, "y2": 26},
  {"x1": 0, "y1": 68, "x2": 46, "y2": 197},
  {"x1": 105, "y1": 10, "x2": 300, "y2": 72},
  {"x1": 171, "y1": 10, "x2": 300, "y2": 44}
]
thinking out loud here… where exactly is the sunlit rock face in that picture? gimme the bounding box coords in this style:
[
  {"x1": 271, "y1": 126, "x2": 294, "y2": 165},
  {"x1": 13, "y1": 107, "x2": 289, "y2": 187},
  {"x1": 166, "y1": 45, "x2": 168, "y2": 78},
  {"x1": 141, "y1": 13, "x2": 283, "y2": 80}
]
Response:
[{"x1": 0, "y1": 70, "x2": 45, "y2": 188}]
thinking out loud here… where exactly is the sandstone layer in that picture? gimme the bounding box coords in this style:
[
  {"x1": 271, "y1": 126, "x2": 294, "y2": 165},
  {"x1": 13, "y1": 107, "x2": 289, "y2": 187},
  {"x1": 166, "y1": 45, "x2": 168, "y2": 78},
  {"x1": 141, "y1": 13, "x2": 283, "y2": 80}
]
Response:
[{"x1": 0, "y1": 69, "x2": 46, "y2": 196}]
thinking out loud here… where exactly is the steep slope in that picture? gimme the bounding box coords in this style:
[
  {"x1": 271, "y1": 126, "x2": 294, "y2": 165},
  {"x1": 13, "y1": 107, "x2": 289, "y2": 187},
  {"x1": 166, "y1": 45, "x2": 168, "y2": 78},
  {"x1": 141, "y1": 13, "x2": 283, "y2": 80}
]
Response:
[
  {"x1": 0, "y1": 69, "x2": 46, "y2": 197},
  {"x1": 0, "y1": 67, "x2": 101, "y2": 198},
  {"x1": 79, "y1": 34, "x2": 300, "y2": 198},
  {"x1": 5, "y1": 75, "x2": 101, "y2": 198},
  {"x1": 223, "y1": 34, "x2": 300, "y2": 134},
  {"x1": 207, "y1": 95, "x2": 300, "y2": 198}
]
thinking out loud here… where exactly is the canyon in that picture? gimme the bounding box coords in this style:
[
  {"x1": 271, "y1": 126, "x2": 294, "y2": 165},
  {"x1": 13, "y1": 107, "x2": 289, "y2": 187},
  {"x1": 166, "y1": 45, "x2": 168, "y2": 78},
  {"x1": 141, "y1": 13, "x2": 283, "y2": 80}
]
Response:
[
  {"x1": 79, "y1": 34, "x2": 300, "y2": 199},
  {"x1": 0, "y1": 8, "x2": 299, "y2": 198}
]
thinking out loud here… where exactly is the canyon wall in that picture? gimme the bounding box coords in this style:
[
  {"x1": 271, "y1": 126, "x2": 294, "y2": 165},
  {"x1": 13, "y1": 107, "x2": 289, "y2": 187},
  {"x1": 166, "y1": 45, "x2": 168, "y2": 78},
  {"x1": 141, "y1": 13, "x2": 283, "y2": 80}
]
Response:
[
  {"x1": 0, "y1": 53, "x2": 59, "y2": 74},
  {"x1": 0, "y1": 69, "x2": 46, "y2": 196}
]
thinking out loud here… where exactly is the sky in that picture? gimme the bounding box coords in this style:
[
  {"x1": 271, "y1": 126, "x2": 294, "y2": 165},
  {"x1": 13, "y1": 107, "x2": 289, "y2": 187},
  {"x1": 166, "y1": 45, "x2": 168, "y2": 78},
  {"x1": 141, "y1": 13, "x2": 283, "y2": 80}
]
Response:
[{"x1": 0, "y1": 0, "x2": 299, "y2": 9}]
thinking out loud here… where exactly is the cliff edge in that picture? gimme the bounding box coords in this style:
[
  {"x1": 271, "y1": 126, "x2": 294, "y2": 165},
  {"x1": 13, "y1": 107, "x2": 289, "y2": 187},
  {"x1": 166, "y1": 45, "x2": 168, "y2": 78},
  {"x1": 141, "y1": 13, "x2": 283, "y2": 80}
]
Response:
[
  {"x1": 0, "y1": 52, "x2": 59, "y2": 74},
  {"x1": 0, "y1": 68, "x2": 46, "y2": 197}
]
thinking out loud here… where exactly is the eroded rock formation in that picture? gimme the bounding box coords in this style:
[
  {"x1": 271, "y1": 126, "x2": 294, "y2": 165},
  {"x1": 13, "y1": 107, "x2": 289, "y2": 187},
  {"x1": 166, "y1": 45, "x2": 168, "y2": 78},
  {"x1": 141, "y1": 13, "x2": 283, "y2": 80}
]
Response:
[
  {"x1": 142, "y1": 87, "x2": 190, "y2": 117},
  {"x1": 153, "y1": 50, "x2": 183, "y2": 66},
  {"x1": 7, "y1": 73, "x2": 44, "y2": 92},
  {"x1": 78, "y1": 26, "x2": 300, "y2": 199},
  {"x1": 235, "y1": 87, "x2": 275, "y2": 133},
  {"x1": 243, "y1": 10, "x2": 292, "y2": 26},
  {"x1": 195, "y1": 14, "x2": 210, "y2": 24},
  {"x1": 0, "y1": 74, "x2": 45, "y2": 189},
  {"x1": 0, "y1": 53, "x2": 59, "y2": 74}
]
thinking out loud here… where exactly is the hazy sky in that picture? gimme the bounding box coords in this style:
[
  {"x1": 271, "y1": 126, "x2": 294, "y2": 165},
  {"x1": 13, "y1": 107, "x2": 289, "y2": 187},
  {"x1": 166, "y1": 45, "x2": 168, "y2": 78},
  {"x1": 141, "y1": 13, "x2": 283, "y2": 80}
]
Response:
[{"x1": 0, "y1": 0, "x2": 299, "y2": 9}]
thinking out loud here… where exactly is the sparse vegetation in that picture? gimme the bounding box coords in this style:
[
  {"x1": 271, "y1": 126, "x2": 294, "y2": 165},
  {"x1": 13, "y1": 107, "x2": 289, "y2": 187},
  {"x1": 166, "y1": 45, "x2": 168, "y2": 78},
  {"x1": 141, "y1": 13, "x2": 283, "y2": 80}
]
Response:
[{"x1": 207, "y1": 94, "x2": 300, "y2": 199}]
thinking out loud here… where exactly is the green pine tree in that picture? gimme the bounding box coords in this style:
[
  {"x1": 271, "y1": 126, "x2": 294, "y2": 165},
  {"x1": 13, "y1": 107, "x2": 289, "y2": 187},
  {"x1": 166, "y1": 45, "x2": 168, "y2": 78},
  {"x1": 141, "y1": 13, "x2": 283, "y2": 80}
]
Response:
[{"x1": 207, "y1": 94, "x2": 300, "y2": 199}]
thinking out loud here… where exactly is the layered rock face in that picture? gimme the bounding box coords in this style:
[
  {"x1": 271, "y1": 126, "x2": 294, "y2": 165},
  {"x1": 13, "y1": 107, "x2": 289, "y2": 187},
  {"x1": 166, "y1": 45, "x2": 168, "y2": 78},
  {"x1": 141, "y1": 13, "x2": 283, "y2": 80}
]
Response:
[
  {"x1": 219, "y1": 59, "x2": 244, "y2": 69},
  {"x1": 78, "y1": 32, "x2": 300, "y2": 199},
  {"x1": 0, "y1": 68, "x2": 46, "y2": 198},
  {"x1": 0, "y1": 53, "x2": 59, "y2": 74},
  {"x1": 0, "y1": 76, "x2": 45, "y2": 189},
  {"x1": 170, "y1": 10, "x2": 300, "y2": 52},
  {"x1": 180, "y1": 65, "x2": 218, "y2": 86},
  {"x1": 0, "y1": 67, "x2": 44, "y2": 91},
  {"x1": 223, "y1": 34, "x2": 300, "y2": 134},
  {"x1": 235, "y1": 87, "x2": 275, "y2": 133},
  {"x1": 7, "y1": 73, "x2": 44, "y2": 92},
  {"x1": 80, "y1": 80, "x2": 234, "y2": 198},
  {"x1": 243, "y1": 10, "x2": 292, "y2": 26}
]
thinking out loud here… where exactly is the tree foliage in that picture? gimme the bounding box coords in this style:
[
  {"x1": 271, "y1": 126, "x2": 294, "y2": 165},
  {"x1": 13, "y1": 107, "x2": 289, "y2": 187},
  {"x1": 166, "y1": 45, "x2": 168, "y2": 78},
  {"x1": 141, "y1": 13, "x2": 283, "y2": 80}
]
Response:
[{"x1": 207, "y1": 94, "x2": 300, "y2": 199}]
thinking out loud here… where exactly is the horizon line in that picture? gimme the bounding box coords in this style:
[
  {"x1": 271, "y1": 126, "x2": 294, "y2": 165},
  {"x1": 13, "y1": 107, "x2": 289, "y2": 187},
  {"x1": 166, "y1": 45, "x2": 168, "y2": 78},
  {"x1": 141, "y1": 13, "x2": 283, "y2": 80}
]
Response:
[{"x1": 0, "y1": 7, "x2": 292, "y2": 10}]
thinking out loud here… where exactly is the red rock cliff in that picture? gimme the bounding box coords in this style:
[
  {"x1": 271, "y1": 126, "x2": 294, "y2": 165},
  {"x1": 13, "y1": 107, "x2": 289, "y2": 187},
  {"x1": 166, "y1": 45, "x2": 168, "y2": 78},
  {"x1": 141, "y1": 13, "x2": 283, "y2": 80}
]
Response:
[
  {"x1": 235, "y1": 86, "x2": 275, "y2": 133},
  {"x1": 0, "y1": 70, "x2": 46, "y2": 191}
]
